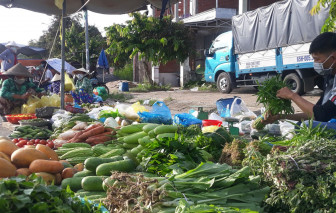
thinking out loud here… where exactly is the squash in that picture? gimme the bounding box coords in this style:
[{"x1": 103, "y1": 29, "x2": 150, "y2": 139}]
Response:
[
  {"x1": 29, "y1": 159, "x2": 64, "y2": 174},
  {"x1": 0, "y1": 140, "x2": 18, "y2": 156},
  {"x1": 74, "y1": 163, "x2": 84, "y2": 172},
  {"x1": 61, "y1": 167, "x2": 77, "y2": 179},
  {"x1": 59, "y1": 160, "x2": 73, "y2": 168},
  {"x1": 24, "y1": 145, "x2": 36, "y2": 149},
  {"x1": 16, "y1": 168, "x2": 31, "y2": 176},
  {"x1": 36, "y1": 144, "x2": 59, "y2": 161},
  {"x1": 0, "y1": 151, "x2": 11, "y2": 162},
  {"x1": 34, "y1": 172, "x2": 56, "y2": 185},
  {"x1": 11, "y1": 148, "x2": 48, "y2": 168},
  {"x1": 0, "y1": 158, "x2": 16, "y2": 178}
]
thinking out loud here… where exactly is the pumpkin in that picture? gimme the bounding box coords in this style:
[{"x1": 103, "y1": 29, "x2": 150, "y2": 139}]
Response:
[
  {"x1": 11, "y1": 148, "x2": 48, "y2": 168},
  {"x1": 36, "y1": 144, "x2": 59, "y2": 161},
  {"x1": 0, "y1": 151, "x2": 11, "y2": 162},
  {"x1": 61, "y1": 167, "x2": 77, "y2": 179}
]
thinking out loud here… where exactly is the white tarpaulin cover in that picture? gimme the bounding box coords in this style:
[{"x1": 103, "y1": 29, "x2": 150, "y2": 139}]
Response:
[
  {"x1": 232, "y1": 0, "x2": 329, "y2": 54},
  {"x1": 46, "y1": 58, "x2": 76, "y2": 74},
  {"x1": 0, "y1": 0, "x2": 178, "y2": 15}
]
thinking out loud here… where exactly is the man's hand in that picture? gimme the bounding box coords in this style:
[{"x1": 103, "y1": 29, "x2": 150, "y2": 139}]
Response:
[
  {"x1": 261, "y1": 110, "x2": 280, "y2": 125},
  {"x1": 276, "y1": 87, "x2": 295, "y2": 100}
]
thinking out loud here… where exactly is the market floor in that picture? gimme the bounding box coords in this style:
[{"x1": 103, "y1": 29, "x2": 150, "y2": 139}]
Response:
[
  {"x1": 0, "y1": 118, "x2": 11, "y2": 136},
  {"x1": 127, "y1": 87, "x2": 323, "y2": 115}
]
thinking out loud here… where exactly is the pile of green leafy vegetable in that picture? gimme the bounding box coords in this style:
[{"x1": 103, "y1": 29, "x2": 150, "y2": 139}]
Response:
[
  {"x1": 0, "y1": 175, "x2": 104, "y2": 213},
  {"x1": 264, "y1": 138, "x2": 336, "y2": 212},
  {"x1": 105, "y1": 163, "x2": 269, "y2": 213},
  {"x1": 256, "y1": 75, "x2": 294, "y2": 115}
]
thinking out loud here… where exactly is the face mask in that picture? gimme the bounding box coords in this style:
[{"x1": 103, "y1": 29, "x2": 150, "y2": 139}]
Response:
[
  {"x1": 77, "y1": 74, "x2": 84, "y2": 80},
  {"x1": 314, "y1": 54, "x2": 335, "y2": 75},
  {"x1": 14, "y1": 78, "x2": 25, "y2": 85}
]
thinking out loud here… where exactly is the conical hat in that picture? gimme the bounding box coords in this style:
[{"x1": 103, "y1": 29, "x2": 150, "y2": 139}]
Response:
[
  {"x1": 3, "y1": 63, "x2": 33, "y2": 78},
  {"x1": 5, "y1": 41, "x2": 20, "y2": 48},
  {"x1": 72, "y1": 67, "x2": 90, "y2": 75},
  {"x1": 51, "y1": 73, "x2": 61, "y2": 82}
]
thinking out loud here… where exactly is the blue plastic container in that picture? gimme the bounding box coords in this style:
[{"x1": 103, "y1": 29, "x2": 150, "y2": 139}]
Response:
[{"x1": 119, "y1": 82, "x2": 129, "y2": 92}]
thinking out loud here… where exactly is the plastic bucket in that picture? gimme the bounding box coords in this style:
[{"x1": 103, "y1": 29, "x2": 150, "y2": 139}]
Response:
[
  {"x1": 202, "y1": 119, "x2": 223, "y2": 127},
  {"x1": 216, "y1": 97, "x2": 241, "y2": 117},
  {"x1": 119, "y1": 82, "x2": 129, "y2": 92}
]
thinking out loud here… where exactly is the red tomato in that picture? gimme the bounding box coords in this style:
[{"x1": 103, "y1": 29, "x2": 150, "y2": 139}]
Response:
[
  {"x1": 12, "y1": 138, "x2": 19, "y2": 143},
  {"x1": 35, "y1": 139, "x2": 40, "y2": 144},
  {"x1": 47, "y1": 141, "x2": 54, "y2": 149},
  {"x1": 17, "y1": 141, "x2": 25, "y2": 148},
  {"x1": 30, "y1": 139, "x2": 35, "y2": 143},
  {"x1": 40, "y1": 140, "x2": 47, "y2": 145},
  {"x1": 47, "y1": 139, "x2": 51, "y2": 143},
  {"x1": 20, "y1": 140, "x2": 28, "y2": 145},
  {"x1": 27, "y1": 141, "x2": 34, "y2": 145},
  {"x1": 18, "y1": 138, "x2": 24, "y2": 141}
]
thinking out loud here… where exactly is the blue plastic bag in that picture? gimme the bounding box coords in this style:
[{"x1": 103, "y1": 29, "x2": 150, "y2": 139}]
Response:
[
  {"x1": 173, "y1": 113, "x2": 202, "y2": 127},
  {"x1": 138, "y1": 101, "x2": 173, "y2": 124}
]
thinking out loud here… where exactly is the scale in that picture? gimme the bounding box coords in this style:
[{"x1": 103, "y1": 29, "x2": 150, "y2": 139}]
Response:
[
  {"x1": 223, "y1": 117, "x2": 240, "y2": 135},
  {"x1": 191, "y1": 106, "x2": 208, "y2": 120}
]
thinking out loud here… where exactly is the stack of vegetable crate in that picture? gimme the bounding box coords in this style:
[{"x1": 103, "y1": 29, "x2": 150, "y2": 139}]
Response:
[{"x1": 59, "y1": 123, "x2": 179, "y2": 203}]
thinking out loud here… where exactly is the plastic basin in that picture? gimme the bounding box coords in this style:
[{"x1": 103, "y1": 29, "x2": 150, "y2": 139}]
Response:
[
  {"x1": 202, "y1": 119, "x2": 222, "y2": 127},
  {"x1": 5, "y1": 114, "x2": 37, "y2": 124}
]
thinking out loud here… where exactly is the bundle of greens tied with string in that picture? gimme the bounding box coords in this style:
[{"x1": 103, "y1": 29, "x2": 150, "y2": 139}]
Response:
[{"x1": 252, "y1": 76, "x2": 294, "y2": 130}]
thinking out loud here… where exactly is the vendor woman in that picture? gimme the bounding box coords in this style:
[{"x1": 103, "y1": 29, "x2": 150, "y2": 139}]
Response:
[
  {"x1": 0, "y1": 63, "x2": 44, "y2": 115},
  {"x1": 73, "y1": 68, "x2": 93, "y2": 95}
]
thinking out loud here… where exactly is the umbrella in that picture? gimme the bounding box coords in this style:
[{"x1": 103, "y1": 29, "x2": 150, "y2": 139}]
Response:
[
  {"x1": 0, "y1": 43, "x2": 46, "y2": 56},
  {"x1": 97, "y1": 49, "x2": 109, "y2": 83},
  {"x1": 46, "y1": 58, "x2": 76, "y2": 75}
]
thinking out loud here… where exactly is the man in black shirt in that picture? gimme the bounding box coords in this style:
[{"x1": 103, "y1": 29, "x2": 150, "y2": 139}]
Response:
[{"x1": 263, "y1": 32, "x2": 336, "y2": 130}]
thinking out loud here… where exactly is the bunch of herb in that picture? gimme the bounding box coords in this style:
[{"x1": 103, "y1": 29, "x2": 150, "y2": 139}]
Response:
[
  {"x1": 256, "y1": 76, "x2": 294, "y2": 115},
  {"x1": 0, "y1": 175, "x2": 103, "y2": 213},
  {"x1": 264, "y1": 139, "x2": 336, "y2": 212},
  {"x1": 219, "y1": 139, "x2": 247, "y2": 166}
]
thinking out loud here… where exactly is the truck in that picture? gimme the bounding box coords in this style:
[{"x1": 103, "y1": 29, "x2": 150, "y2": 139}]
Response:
[{"x1": 204, "y1": 0, "x2": 329, "y2": 95}]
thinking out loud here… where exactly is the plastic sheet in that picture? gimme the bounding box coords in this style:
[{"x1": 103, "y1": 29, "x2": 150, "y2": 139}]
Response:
[
  {"x1": 173, "y1": 113, "x2": 202, "y2": 127},
  {"x1": 138, "y1": 101, "x2": 173, "y2": 124}
]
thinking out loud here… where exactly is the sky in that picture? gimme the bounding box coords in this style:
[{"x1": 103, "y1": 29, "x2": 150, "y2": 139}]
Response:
[{"x1": 0, "y1": 6, "x2": 132, "y2": 45}]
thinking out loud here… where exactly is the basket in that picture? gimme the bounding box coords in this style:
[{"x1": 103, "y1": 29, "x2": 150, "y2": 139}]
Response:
[
  {"x1": 5, "y1": 114, "x2": 37, "y2": 124},
  {"x1": 65, "y1": 105, "x2": 86, "y2": 114}
]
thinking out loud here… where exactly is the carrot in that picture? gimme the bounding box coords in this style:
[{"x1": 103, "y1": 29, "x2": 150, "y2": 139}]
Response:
[
  {"x1": 86, "y1": 132, "x2": 111, "y2": 140},
  {"x1": 87, "y1": 136, "x2": 111, "y2": 145},
  {"x1": 77, "y1": 125, "x2": 105, "y2": 141},
  {"x1": 104, "y1": 127, "x2": 114, "y2": 132},
  {"x1": 85, "y1": 133, "x2": 112, "y2": 143}
]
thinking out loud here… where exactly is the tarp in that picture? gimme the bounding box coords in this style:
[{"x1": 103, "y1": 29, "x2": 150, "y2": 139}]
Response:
[
  {"x1": 0, "y1": 43, "x2": 46, "y2": 56},
  {"x1": 46, "y1": 58, "x2": 76, "y2": 74},
  {"x1": 232, "y1": 0, "x2": 330, "y2": 54}
]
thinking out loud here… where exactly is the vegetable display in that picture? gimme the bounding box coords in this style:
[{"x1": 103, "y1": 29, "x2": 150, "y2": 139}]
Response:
[{"x1": 9, "y1": 125, "x2": 53, "y2": 139}]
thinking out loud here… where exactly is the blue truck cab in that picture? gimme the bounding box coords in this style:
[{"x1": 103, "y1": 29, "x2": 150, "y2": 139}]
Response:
[{"x1": 204, "y1": 0, "x2": 328, "y2": 94}]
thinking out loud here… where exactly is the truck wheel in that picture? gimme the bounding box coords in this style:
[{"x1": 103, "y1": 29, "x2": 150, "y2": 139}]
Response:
[
  {"x1": 284, "y1": 73, "x2": 304, "y2": 95},
  {"x1": 217, "y1": 72, "x2": 232, "y2": 93}
]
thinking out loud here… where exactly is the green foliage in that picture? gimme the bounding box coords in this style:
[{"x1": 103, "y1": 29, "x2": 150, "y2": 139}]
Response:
[
  {"x1": 112, "y1": 62, "x2": 133, "y2": 81},
  {"x1": 29, "y1": 15, "x2": 105, "y2": 67},
  {"x1": 107, "y1": 92, "x2": 133, "y2": 102},
  {"x1": 130, "y1": 82, "x2": 171, "y2": 92},
  {"x1": 105, "y1": 13, "x2": 194, "y2": 69},
  {"x1": 311, "y1": 0, "x2": 336, "y2": 32},
  {"x1": 256, "y1": 76, "x2": 294, "y2": 115},
  {"x1": 0, "y1": 175, "x2": 103, "y2": 212}
]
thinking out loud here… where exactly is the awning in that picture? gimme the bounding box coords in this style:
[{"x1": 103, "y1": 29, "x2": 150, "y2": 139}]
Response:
[{"x1": 183, "y1": 8, "x2": 236, "y2": 28}]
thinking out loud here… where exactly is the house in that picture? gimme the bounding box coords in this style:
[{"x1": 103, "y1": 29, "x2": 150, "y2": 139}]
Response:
[{"x1": 143, "y1": 0, "x2": 279, "y2": 87}]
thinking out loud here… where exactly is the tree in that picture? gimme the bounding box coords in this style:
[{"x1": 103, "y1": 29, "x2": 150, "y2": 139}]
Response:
[
  {"x1": 29, "y1": 14, "x2": 105, "y2": 68},
  {"x1": 311, "y1": 0, "x2": 335, "y2": 32},
  {"x1": 105, "y1": 12, "x2": 194, "y2": 69}
]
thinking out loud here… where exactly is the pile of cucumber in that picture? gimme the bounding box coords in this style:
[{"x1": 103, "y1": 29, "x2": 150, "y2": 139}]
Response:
[{"x1": 10, "y1": 125, "x2": 53, "y2": 139}]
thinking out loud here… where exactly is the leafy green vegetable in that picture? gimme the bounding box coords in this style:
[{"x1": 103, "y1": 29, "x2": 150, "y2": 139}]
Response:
[
  {"x1": 256, "y1": 76, "x2": 294, "y2": 115},
  {"x1": 0, "y1": 176, "x2": 104, "y2": 213}
]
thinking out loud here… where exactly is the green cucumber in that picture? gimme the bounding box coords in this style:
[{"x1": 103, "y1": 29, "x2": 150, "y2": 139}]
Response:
[
  {"x1": 81, "y1": 176, "x2": 108, "y2": 191},
  {"x1": 84, "y1": 156, "x2": 124, "y2": 171},
  {"x1": 138, "y1": 136, "x2": 152, "y2": 146},
  {"x1": 154, "y1": 125, "x2": 178, "y2": 135},
  {"x1": 123, "y1": 131, "x2": 147, "y2": 144},
  {"x1": 96, "y1": 159, "x2": 136, "y2": 176},
  {"x1": 142, "y1": 124, "x2": 160, "y2": 133},
  {"x1": 119, "y1": 123, "x2": 148, "y2": 134},
  {"x1": 122, "y1": 143, "x2": 138, "y2": 149},
  {"x1": 102, "y1": 178, "x2": 116, "y2": 191},
  {"x1": 98, "y1": 148, "x2": 125, "y2": 158},
  {"x1": 156, "y1": 133, "x2": 176, "y2": 140},
  {"x1": 62, "y1": 143, "x2": 91, "y2": 148},
  {"x1": 73, "y1": 169, "x2": 96, "y2": 177},
  {"x1": 148, "y1": 129, "x2": 156, "y2": 138},
  {"x1": 61, "y1": 177, "x2": 84, "y2": 191}
]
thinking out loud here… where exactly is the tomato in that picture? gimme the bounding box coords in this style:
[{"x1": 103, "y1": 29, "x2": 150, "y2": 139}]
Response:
[
  {"x1": 35, "y1": 139, "x2": 40, "y2": 144},
  {"x1": 27, "y1": 141, "x2": 34, "y2": 145},
  {"x1": 18, "y1": 138, "x2": 24, "y2": 141},
  {"x1": 30, "y1": 139, "x2": 35, "y2": 143},
  {"x1": 12, "y1": 138, "x2": 19, "y2": 143},
  {"x1": 20, "y1": 140, "x2": 28, "y2": 145},
  {"x1": 47, "y1": 139, "x2": 51, "y2": 143},
  {"x1": 47, "y1": 141, "x2": 54, "y2": 149},
  {"x1": 17, "y1": 141, "x2": 25, "y2": 148},
  {"x1": 40, "y1": 140, "x2": 47, "y2": 145}
]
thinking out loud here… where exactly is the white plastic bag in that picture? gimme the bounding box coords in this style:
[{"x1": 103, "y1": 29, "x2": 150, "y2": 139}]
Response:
[
  {"x1": 230, "y1": 98, "x2": 257, "y2": 120},
  {"x1": 209, "y1": 112, "x2": 223, "y2": 121},
  {"x1": 265, "y1": 124, "x2": 281, "y2": 135},
  {"x1": 239, "y1": 120, "x2": 252, "y2": 134},
  {"x1": 104, "y1": 117, "x2": 119, "y2": 128},
  {"x1": 280, "y1": 120, "x2": 296, "y2": 139}
]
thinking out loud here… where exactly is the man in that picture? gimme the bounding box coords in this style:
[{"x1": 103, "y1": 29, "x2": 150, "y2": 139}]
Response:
[
  {"x1": 263, "y1": 32, "x2": 336, "y2": 130},
  {"x1": 0, "y1": 63, "x2": 44, "y2": 115},
  {"x1": 0, "y1": 41, "x2": 20, "y2": 73}
]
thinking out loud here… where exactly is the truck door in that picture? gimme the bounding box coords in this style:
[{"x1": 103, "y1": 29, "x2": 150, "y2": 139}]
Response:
[{"x1": 205, "y1": 32, "x2": 233, "y2": 82}]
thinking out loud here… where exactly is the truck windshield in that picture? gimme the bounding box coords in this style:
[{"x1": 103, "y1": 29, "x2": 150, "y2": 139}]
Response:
[{"x1": 210, "y1": 32, "x2": 231, "y2": 52}]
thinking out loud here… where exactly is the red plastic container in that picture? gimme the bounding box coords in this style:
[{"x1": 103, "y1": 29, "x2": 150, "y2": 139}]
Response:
[
  {"x1": 202, "y1": 119, "x2": 223, "y2": 127},
  {"x1": 5, "y1": 114, "x2": 37, "y2": 124}
]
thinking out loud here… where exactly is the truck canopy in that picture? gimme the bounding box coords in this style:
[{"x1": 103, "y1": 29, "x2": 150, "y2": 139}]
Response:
[{"x1": 232, "y1": 0, "x2": 329, "y2": 54}]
